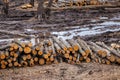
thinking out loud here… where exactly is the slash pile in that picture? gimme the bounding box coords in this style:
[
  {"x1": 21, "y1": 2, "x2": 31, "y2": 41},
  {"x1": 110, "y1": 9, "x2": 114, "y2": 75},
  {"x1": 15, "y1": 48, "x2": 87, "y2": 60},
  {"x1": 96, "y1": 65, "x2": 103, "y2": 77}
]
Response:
[{"x1": 0, "y1": 37, "x2": 120, "y2": 69}]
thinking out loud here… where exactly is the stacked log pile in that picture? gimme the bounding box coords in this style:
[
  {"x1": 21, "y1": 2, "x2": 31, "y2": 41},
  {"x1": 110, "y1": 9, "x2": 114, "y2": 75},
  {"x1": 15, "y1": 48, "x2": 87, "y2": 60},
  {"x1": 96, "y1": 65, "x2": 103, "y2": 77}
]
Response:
[{"x1": 0, "y1": 37, "x2": 120, "y2": 69}]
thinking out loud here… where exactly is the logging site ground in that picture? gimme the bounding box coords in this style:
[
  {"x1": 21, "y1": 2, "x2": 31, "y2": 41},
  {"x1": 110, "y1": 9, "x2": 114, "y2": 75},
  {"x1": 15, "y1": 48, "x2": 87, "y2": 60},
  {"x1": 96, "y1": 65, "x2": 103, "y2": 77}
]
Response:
[{"x1": 0, "y1": 0, "x2": 120, "y2": 80}]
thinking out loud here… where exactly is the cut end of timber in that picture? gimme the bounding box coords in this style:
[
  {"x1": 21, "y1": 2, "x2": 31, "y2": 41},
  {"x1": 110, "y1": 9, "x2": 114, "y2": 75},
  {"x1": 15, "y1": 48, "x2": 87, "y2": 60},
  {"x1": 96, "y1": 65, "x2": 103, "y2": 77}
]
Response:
[
  {"x1": 73, "y1": 45, "x2": 79, "y2": 51},
  {"x1": 1, "y1": 65, "x2": 6, "y2": 69},
  {"x1": 64, "y1": 53, "x2": 69, "y2": 59},
  {"x1": 86, "y1": 58, "x2": 91, "y2": 63},
  {"x1": 8, "y1": 63, "x2": 13, "y2": 67},
  {"x1": 32, "y1": 50, "x2": 37, "y2": 55},
  {"x1": 106, "y1": 60, "x2": 111, "y2": 65},
  {"x1": 24, "y1": 47, "x2": 32, "y2": 54},
  {"x1": 68, "y1": 47, "x2": 73, "y2": 51},
  {"x1": 107, "y1": 55, "x2": 115, "y2": 62},
  {"x1": 34, "y1": 57, "x2": 38, "y2": 62},
  {"x1": 0, "y1": 54, "x2": 5, "y2": 60},
  {"x1": 69, "y1": 55, "x2": 73, "y2": 60},
  {"x1": 39, "y1": 58, "x2": 45, "y2": 65},
  {"x1": 43, "y1": 54, "x2": 49, "y2": 59},
  {"x1": 28, "y1": 42, "x2": 32, "y2": 47},
  {"x1": 14, "y1": 62, "x2": 19, "y2": 67},
  {"x1": 27, "y1": 54, "x2": 32, "y2": 60},
  {"x1": 38, "y1": 51, "x2": 43, "y2": 56}
]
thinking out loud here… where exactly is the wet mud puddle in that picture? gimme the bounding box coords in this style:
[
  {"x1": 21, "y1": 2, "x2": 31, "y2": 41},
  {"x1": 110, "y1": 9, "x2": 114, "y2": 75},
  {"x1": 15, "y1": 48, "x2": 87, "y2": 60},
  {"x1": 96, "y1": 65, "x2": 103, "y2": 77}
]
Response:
[{"x1": 52, "y1": 16, "x2": 120, "y2": 39}]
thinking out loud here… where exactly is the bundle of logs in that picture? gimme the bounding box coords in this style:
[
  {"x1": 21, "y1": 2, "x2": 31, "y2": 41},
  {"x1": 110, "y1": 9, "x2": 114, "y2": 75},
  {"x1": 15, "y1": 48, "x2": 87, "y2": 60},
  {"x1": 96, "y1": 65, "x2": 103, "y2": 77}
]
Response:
[{"x1": 0, "y1": 36, "x2": 120, "y2": 69}]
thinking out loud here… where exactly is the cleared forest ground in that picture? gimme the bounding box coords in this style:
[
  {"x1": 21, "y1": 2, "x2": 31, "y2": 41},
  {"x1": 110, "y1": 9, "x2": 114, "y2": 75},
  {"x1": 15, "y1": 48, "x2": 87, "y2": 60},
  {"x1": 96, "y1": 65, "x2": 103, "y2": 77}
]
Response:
[{"x1": 0, "y1": 0, "x2": 120, "y2": 80}]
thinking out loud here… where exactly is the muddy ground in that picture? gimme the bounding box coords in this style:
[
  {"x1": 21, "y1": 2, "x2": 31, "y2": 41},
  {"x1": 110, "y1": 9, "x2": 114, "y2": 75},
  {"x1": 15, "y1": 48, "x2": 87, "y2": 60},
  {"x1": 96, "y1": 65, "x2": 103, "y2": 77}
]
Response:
[
  {"x1": 0, "y1": 0, "x2": 120, "y2": 80},
  {"x1": 0, "y1": 63, "x2": 120, "y2": 80}
]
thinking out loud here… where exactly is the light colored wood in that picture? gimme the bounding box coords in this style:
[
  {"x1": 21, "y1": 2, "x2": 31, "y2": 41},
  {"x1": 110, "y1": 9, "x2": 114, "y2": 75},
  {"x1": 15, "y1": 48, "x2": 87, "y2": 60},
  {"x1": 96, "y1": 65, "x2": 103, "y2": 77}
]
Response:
[
  {"x1": 96, "y1": 42, "x2": 120, "y2": 57},
  {"x1": 77, "y1": 38, "x2": 93, "y2": 57},
  {"x1": 67, "y1": 39, "x2": 79, "y2": 51},
  {"x1": 59, "y1": 38, "x2": 72, "y2": 51},
  {"x1": 39, "y1": 58, "x2": 45, "y2": 65},
  {"x1": 54, "y1": 42, "x2": 61, "y2": 53},
  {"x1": 24, "y1": 46, "x2": 32, "y2": 54},
  {"x1": 49, "y1": 38, "x2": 56, "y2": 56},
  {"x1": 52, "y1": 36, "x2": 67, "y2": 51},
  {"x1": 0, "y1": 52, "x2": 6, "y2": 60}
]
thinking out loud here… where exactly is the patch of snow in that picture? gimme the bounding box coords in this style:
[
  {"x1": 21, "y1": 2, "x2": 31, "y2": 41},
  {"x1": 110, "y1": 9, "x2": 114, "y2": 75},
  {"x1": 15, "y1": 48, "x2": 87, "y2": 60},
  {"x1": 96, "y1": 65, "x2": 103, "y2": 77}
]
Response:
[{"x1": 100, "y1": 21, "x2": 120, "y2": 26}]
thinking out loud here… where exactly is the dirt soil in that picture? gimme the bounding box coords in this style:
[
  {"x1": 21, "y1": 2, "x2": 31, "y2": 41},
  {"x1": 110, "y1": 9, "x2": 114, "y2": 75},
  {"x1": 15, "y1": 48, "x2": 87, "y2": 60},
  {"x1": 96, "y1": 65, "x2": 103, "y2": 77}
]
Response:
[
  {"x1": 0, "y1": 0, "x2": 120, "y2": 80},
  {"x1": 0, "y1": 63, "x2": 120, "y2": 80}
]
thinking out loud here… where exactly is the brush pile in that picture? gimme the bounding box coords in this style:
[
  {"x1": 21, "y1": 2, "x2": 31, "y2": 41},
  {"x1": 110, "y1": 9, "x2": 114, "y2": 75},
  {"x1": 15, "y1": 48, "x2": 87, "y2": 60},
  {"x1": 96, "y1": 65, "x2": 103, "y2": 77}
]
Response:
[{"x1": 0, "y1": 36, "x2": 120, "y2": 69}]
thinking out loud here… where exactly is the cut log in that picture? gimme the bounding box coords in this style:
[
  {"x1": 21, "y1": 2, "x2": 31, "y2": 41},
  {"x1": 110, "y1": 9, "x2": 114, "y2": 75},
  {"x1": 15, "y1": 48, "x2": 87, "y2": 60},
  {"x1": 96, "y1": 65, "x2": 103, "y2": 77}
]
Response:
[
  {"x1": 86, "y1": 57, "x2": 91, "y2": 63},
  {"x1": 1, "y1": 64, "x2": 6, "y2": 69},
  {"x1": 96, "y1": 42, "x2": 120, "y2": 57},
  {"x1": 54, "y1": 42, "x2": 61, "y2": 53},
  {"x1": 76, "y1": 40, "x2": 86, "y2": 57},
  {"x1": 106, "y1": 54, "x2": 116, "y2": 62},
  {"x1": 49, "y1": 38, "x2": 56, "y2": 56},
  {"x1": 8, "y1": 63, "x2": 13, "y2": 68},
  {"x1": 0, "y1": 52, "x2": 6, "y2": 60},
  {"x1": 32, "y1": 49, "x2": 37, "y2": 56},
  {"x1": 67, "y1": 39, "x2": 79, "y2": 51},
  {"x1": 64, "y1": 53, "x2": 69, "y2": 59},
  {"x1": 89, "y1": 42, "x2": 111, "y2": 58},
  {"x1": 24, "y1": 46, "x2": 32, "y2": 54},
  {"x1": 59, "y1": 38, "x2": 73, "y2": 52},
  {"x1": 38, "y1": 46, "x2": 44, "y2": 56},
  {"x1": 76, "y1": 54, "x2": 80, "y2": 64},
  {"x1": 52, "y1": 36, "x2": 67, "y2": 51},
  {"x1": 34, "y1": 57, "x2": 38, "y2": 63},
  {"x1": 35, "y1": 46, "x2": 40, "y2": 51},
  {"x1": 13, "y1": 61, "x2": 19, "y2": 67},
  {"x1": 39, "y1": 58, "x2": 45, "y2": 65},
  {"x1": 26, "y1": 54, "x2": 32, "y2": 60},
  {"x1": 50, "y1": 55, "x2": 54, "y2": 62},
  {"x1": 77, "y1": 38, "x2": 93, "y2": 57},
  {"x1": 69, "y1": 55, "x2": 73, "y2": 60}
]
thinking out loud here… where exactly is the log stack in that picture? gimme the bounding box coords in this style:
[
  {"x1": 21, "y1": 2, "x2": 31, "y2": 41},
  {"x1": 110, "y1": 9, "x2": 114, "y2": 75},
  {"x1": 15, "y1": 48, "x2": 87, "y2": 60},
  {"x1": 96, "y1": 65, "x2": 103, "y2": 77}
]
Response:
[{"x1": 0, "y1": 36, "x2": 120, "y2": 69}]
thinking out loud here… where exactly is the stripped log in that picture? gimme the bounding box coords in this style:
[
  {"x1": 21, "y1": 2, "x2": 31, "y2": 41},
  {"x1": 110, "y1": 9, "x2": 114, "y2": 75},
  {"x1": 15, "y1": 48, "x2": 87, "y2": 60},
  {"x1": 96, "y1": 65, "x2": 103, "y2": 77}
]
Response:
[
  {"x1": 52, "y1": 36, "x2": 67, "y2": 51},
  {"x1": 0, "y1": 37, "x2": 120, "y2": 69},
  {"x1": 59, "y1": 38, "x2": 72, "y2": 51},
  {"x1": 49, "y1": 38, "x2": 56, "y2": 56},
  {"x1": 67, "y1": 39, "x2": 79, "y2": 51},
  {"x1": 89, "y1": 42, "x2": 111, "y2": 58},
  {"x1": 77, "y1": 38, "x2": 93, "y2": 57},
  {"x1": 96, "y1": 42, "x2": 120, "y2": 57}
]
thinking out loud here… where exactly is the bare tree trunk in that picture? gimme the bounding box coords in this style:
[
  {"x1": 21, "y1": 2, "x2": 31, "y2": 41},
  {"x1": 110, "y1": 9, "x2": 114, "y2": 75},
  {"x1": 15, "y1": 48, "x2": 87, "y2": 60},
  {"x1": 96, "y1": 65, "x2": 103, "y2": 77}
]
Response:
[
  {"x1": 37, "y1": 0, "x2": 53, "y2": 21},
  {"x1": 45, "y1": 0, "x2": 53, "y2": 18},
  {"x1": 2, "y1": 0, "x2": 9, "y2": 16},
  {"x1": 37, "y1": 0, "x2": 45, "y2": 21},
  {"x1": 30, "y1": 0, "x2": 34, "y2": 6}
]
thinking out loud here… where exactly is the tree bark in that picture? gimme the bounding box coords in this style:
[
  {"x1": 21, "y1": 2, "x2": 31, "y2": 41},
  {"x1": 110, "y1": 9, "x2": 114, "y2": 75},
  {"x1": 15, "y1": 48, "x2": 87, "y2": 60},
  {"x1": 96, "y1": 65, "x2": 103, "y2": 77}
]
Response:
[
  {"x1": 37, "y1": 0, "x2": 53, "y2": 21},
  {"x1": 37, "y1": 0, "x2": 45, "y2": 21},
  {"x1": 2, "y1": 0, "x2": 9, "y2": 16},
  {"x1": 45, "y1": 0, "x2": 53, "y2": 18},
  {"x1": 30, "y1": 0, "x2": 34, "y2": 6}
]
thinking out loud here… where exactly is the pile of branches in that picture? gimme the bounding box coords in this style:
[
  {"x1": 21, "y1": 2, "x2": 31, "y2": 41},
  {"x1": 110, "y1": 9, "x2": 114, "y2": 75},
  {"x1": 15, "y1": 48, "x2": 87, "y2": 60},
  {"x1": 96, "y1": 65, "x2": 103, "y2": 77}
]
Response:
[{"x1": 0, "y1": 36, "x2": 120, "y2": 69}]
